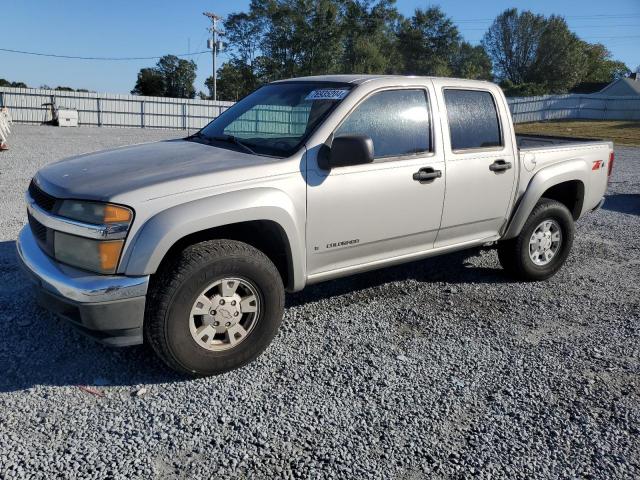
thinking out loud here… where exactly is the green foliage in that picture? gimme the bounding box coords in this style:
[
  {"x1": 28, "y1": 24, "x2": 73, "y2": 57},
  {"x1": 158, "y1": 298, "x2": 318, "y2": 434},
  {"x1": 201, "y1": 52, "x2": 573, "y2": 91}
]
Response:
[
  {"x1": 206, "y1": 59, "x2": 260, "y2": 101},
  {"x1": 131, "y1": 68, "x2": 165, "y2": 96},
  {"x1": 451, "y1": 42, "x2": 493, "y2": 80},
  {"x1": 397, "y1": 7, "x2": 460, "y2": 76},
  {"x1": 340, "y1": 0, "x2": 401, "y2": 74},
  {"x1": 527, "y1": 15, "x2": 585, "y2": 93},
  {"x1": 499, "y1": 80, "x2": 548, "y2": 97},
  {"x1": 213, "y1": 0, "x2": 491, "y2": 101},
  {"x1": 0, "y1": 79, "x2": 28, "y2": 88},
  {"x1": 200, "y1": 2, "x2": 629, "y2": 101},
  {"x1": 580, "y1": 42, "x2": 631, "y2": 82},
  {"x1": 482, "y1": 9, "x2": 546, "y2": 84},
  {"x1": 131, "y1": 56, "x2": 197, "y2": 98},
  {"x1": 156, "y1": 55, "x2": 197, "y2": 98},
  {"x1": 483, "y1": 8, "x2": 630, "y2": 95}
]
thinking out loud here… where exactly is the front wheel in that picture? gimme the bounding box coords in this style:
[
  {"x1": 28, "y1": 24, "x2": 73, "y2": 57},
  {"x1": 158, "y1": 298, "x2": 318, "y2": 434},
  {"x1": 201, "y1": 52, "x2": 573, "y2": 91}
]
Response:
[
  {"x1": 498, "y1": 198, "x2": 575, "y2": 281},
  {"x1": 144, "y1": 239, "x2": 285, "y2": 376}
]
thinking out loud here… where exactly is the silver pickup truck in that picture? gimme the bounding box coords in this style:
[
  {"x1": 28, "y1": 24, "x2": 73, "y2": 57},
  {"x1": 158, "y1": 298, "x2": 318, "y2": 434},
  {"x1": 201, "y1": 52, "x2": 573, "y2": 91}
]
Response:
[{"x1": 17, "y1": 75, "x2": 613, "y2": 375}]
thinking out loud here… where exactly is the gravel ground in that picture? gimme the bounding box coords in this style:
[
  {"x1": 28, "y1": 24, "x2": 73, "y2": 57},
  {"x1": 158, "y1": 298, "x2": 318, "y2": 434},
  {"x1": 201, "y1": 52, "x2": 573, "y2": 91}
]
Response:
[{"x1": 0, "y1": 125, "x2": 638, "y2": 479}]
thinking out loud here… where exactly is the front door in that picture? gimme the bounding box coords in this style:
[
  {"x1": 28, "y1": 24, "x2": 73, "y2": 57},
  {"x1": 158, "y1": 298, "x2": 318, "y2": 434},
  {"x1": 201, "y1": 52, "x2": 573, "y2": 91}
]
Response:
[{"x1": 305, "y1": 87, "x2": 446, "y2": 276}]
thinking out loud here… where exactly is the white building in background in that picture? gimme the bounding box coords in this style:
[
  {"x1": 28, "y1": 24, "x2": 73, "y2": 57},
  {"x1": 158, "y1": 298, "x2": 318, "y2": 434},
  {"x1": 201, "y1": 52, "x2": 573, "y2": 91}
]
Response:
[{"x1": 596, "y1": 73, "x2": 640, "y2": 97}]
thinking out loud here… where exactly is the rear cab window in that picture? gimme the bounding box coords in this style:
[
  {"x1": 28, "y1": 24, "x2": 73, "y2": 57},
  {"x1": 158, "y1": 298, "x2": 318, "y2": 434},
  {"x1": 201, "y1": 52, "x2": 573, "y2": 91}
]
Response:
[
  {"x1": 443, "y1": 89, "x2": 502, "y2": 151},
  {"x1": 335, "y1": 89, "x2": 432, "y2": 160}
]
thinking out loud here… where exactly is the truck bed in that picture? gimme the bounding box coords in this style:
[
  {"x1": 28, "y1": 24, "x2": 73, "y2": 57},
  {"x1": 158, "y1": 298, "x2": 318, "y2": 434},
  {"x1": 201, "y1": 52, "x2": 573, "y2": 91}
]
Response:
[
  {"x1": 516, "y1": 133, "x2": 606, "y2": 150},
  {"x1": 515, "y1": 133, "x2": 612, "y2": 218}
]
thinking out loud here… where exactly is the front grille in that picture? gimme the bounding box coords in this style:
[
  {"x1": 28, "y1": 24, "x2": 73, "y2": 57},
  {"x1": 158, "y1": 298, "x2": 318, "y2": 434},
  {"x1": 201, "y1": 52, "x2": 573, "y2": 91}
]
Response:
[
  {"x1": 28, "y1": 212, "x2": 47, "y2": 243},
  {"x1": 28, "y1": 180, "x2": 57, "y2": 212},
  {"x1": 27, "y1": 211, "x2": 55, "y2": 257}
]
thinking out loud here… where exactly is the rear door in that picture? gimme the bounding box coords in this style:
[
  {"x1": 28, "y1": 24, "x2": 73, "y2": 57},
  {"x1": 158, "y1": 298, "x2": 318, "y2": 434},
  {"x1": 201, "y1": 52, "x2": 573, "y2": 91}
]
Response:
[
  {"x1": 305, "y1": 86, "x2": 446, "y2": 276},
  {"x1": 433, "y1": 82, "x2": 517, "y2": 247}
]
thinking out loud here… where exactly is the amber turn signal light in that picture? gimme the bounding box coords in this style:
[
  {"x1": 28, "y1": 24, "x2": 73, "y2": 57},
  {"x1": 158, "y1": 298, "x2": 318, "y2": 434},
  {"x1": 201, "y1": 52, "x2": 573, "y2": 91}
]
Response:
[
  {"x1": 104, "y1": 205, "x2": 132, "y2": 223},
  {"x1": 98, "y1": 240, "x2": 125, "y2": 272}
]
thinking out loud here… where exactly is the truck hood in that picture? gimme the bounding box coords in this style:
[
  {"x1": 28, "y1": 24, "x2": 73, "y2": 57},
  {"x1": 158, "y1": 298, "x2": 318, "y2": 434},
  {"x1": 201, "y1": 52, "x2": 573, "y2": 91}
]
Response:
[{"x1": 34, "y1": 139, "x2": 284, "y2": 202}]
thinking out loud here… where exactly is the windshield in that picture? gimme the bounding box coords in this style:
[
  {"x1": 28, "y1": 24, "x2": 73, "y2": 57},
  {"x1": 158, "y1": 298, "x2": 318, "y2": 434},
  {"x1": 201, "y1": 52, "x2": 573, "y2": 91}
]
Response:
[{"x1": 198, "y1": 82, "x2": 353, "y2": 157}]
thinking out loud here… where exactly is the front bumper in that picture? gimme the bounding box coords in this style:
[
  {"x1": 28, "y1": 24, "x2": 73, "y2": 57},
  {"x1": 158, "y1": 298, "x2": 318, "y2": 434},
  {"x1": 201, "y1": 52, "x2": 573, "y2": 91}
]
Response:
[{"x1": 16, "y1": 226, "x2": 149, "y2": 346}]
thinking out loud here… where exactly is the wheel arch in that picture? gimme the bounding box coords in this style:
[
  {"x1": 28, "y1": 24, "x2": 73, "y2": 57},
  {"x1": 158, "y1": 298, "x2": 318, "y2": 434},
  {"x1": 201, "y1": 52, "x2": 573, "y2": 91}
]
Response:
[
  {"x1": 122, "y1": 188, "x2": 305, "y2": 291},
  {"x1": 503, "y1": 160, "x2": 587, "y2": 240}
]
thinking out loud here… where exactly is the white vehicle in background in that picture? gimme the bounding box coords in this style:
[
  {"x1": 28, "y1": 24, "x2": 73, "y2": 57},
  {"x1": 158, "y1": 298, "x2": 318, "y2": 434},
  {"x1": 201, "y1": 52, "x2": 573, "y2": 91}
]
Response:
[
  {"x1": 0, "y1": 106, "x2": 12, "y2": 150},
  {"x1": 17, "y1": 75, "x2": 613, "y2": 376}
]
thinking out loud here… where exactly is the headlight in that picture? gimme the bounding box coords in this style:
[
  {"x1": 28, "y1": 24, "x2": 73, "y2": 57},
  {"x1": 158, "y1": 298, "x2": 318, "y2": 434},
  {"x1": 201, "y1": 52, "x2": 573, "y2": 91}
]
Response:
[
  {"x1": 54, "y1": 232, "x2": 125, "y2": 274},
  {"x1": 57, "y1": 200, "x2": 132, "y2": 225},
  {"x1": 52, "y1": 201, "x2": 132, "y2": 274}
]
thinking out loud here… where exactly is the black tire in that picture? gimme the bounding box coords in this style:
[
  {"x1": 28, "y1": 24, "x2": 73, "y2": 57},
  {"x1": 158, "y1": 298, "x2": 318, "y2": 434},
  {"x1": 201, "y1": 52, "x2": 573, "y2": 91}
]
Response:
[
  {"x1": 498, "y1": 198, "x2": 575, "y2": 281},
  {"x1": 144, "y1": 239, "x2": 285, "y2": 376}
]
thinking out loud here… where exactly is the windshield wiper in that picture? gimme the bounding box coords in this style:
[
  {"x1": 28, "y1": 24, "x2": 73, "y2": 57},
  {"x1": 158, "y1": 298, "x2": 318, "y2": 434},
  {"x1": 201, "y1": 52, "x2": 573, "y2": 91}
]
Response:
[
  {"x1": 185, "y1": 131, "x2": 216, "y2": 145},
  {"x1": 211, "y1": 134, "x2": 257, "y2": 155}
]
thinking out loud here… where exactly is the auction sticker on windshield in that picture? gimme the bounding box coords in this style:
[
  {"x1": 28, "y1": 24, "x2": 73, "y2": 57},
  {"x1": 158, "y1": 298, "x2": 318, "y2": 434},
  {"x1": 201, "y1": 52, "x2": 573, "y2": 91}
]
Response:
[{"x1": 305, "y1": 89, "x2": 350, "y2": 101}]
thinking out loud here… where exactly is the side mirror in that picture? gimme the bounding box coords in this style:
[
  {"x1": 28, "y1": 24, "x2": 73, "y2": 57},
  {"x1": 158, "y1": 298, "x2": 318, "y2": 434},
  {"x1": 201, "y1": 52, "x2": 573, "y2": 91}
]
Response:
[{"x1": 319, "y1": 134, "x2": 374, "y2": 169}]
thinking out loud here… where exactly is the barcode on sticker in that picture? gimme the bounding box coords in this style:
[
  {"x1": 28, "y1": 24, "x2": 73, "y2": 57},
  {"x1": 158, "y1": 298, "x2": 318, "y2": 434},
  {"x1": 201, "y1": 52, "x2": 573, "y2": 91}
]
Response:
[{"x1": 305, "y1": 89, "x2": 349, "y2": 101}]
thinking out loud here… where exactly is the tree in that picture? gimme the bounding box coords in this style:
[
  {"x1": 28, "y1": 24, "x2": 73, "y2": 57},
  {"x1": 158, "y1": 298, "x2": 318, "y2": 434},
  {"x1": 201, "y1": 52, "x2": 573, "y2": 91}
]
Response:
[
  {"x1": 156, "y1": 55, "x2": 197, "y2": 98},
  {"x1": 224, "y1": 12, "x2": 264, "y2": 65},
  {"x1": 340, "y1": 0, "x2": 401, "y2": 74},
  {"x1": 527, "y1": 15, "x2": 586, "y2": 93},
  {"x1": 451, "y1": 42, "x2": 493, "y2": 80},
  {"x1": 499, "y1": 79, "x2": 548, "y2": 97},
  {"x1": 206, "y1": 59, "x2": 260, "y2": 101},
  {"x1": 482, "y1": 9, "x2": 546, "y2": 85},
  {"x1": 0, "y1": 79, "x2": 28, "y2": 88},
  {"x1": 131, "y1": 68, "x2": 165, "y2": 96},
  {"x1": 580, "y1": 42, "x2": 630, "y2": 82},
  {"x1": 131, "y1": 55, "x2": 197, "y2": 98},
  {"x1": 482, "y1": 9, "x2": 629, "y2": 94},
  {"x1": 297, "y1": 0, "x2": 343, "y2": 75},
  {"x1": 398, "y1": 7, "x2": 461, "y2": 76}
]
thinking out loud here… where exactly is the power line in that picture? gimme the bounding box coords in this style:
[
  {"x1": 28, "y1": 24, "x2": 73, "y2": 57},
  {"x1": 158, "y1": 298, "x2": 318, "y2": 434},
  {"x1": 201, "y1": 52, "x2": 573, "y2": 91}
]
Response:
[
  {"x1": 453, "y1": 13, "x2": 640, "y2": 23},
  {"x1": 462, "y1": 24, "x2": 640, "y2": 30},
  {"x1": 0, "y1": 47, "x2": 210, "y2": 61}
]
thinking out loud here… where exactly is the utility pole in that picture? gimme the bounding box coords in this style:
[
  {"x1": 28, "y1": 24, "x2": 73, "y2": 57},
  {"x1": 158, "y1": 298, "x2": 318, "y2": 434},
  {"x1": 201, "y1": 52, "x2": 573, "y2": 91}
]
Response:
[{"x1": 203, "y1": 11, "x2": 223, "y2": 101}]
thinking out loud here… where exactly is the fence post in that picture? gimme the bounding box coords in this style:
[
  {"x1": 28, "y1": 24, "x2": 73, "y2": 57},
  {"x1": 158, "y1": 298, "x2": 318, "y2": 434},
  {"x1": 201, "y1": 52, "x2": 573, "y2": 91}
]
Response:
[
  {"x1": 182, "y1": 103, "x2": 187, "y2": 130},
  {"x1": 576, "y1": 95, "x2": 582, "y2": 120},
  {"x1": 0, "y1": 91, "x2": 4, "y2": 108},
  {"x1": 96, "y1": 97, "x2": 102, "y2": 127},
  {"x1": 140, "y1": 101, "x2": 145, "y2": 128}
]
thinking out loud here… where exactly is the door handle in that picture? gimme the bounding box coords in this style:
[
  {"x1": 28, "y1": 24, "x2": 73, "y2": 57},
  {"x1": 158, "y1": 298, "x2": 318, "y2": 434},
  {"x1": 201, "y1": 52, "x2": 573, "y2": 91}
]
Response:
[
  {"x1": 489, "y1": 159, "x2": 512, "y2": 172},
  {"x1": 413, "y1": 167, "x2": 442, "y2": 183}
]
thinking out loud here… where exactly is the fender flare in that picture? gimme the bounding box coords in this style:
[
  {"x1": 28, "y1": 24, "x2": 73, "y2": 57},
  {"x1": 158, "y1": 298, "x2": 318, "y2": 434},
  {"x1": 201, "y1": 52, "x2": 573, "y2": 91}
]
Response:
[
  {"x1": 502, "y1": 159, "x2": 587, "y2": 239},
  {"x1": 122, "y1": 187, "x2": 306, "y2": 291}
]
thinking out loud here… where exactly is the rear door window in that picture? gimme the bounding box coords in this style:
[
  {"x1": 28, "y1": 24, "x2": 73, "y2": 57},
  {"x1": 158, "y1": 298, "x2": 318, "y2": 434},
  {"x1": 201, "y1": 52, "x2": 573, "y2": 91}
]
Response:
[
  {"x1": 335, "y1": 89, "x2": 431, "y2": 159},
  {"x1": 443, "y1": 89, "x2": 502, "y2": 151}
]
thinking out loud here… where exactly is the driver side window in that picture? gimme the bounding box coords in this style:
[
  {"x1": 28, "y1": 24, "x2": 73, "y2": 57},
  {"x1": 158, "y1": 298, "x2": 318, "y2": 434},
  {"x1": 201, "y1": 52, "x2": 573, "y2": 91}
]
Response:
[{"x1": 335, "y1": 89, "x2": 431, "y2": 159}]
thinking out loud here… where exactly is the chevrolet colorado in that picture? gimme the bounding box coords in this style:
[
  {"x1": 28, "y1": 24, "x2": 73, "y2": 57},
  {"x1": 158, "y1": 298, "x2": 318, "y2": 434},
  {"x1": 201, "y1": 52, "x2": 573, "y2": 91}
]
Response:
[{"x1": 17, "y1": 75, "x2": 613, "y2": 375}]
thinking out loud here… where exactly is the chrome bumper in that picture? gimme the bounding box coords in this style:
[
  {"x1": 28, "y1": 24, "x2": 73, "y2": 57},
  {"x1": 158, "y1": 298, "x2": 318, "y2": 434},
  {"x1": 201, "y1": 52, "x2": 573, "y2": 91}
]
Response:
[
  {"x1": 16, "y1": 226, "x2": 149, "y2": 346},
  {"x1": 16, "y1": 226, "x2": 148, "y2": 303}
]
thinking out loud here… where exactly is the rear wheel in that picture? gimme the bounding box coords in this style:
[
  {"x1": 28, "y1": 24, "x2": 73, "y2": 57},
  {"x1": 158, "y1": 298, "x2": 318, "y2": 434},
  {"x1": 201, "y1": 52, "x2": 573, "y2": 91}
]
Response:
[
  {"x1": 144, "y1": 239, "x2": 285, "y2": 376},
  {"x1": 498, "y1": 198, "x2": 575, "y2": 281}
]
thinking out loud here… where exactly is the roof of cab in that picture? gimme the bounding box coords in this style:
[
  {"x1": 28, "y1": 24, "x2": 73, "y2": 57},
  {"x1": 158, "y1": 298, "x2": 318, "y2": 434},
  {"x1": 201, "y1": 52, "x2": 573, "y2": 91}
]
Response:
[
  {"x1": 272, "y1": 74, "x2": 494, "y2": 86},
  {"x1": 273, "y1": 74, "x2": 415, "y2": 84}
]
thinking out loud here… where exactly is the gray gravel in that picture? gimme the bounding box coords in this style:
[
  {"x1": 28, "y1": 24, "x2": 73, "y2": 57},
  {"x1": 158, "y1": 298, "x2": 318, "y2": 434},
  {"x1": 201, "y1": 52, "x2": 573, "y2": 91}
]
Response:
[{"x1": 1, "y1": 125, "x2": 639, "y2": 479}]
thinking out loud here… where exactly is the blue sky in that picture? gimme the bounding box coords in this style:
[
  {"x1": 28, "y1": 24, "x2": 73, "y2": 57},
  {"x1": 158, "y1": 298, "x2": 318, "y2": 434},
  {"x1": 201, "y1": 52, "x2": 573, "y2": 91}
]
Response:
[{"x1": 1, "y1": 0, "x2": 638, "y2": 94}]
